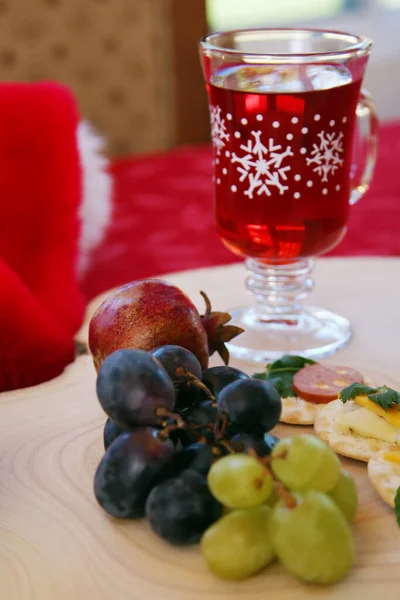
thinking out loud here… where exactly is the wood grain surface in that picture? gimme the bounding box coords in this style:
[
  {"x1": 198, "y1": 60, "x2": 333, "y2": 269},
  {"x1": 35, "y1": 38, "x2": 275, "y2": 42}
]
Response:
[{"x1": 2, "y1": 258, "x2": 400, "y2": 600}]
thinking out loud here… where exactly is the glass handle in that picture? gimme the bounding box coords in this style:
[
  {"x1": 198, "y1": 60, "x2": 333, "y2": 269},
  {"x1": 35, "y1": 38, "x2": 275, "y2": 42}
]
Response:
[{"x1": 350, "y1": 89, "x2": 379, "y2": 205}]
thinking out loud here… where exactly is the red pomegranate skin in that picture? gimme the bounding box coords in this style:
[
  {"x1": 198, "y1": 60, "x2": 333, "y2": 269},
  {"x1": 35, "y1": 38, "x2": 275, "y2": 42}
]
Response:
[{"x1": 89, "y1": 280, "x2": 209, "y2": 371}]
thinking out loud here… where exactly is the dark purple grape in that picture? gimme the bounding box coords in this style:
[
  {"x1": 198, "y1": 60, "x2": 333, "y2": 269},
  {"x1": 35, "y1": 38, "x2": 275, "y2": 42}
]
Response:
[
  {"x1": 185, "y1": 400, "x2": 217, "y2": 428},
  {"x1": 104, "y1": 418, "x2": 179, "y2": 452},
  {"x1": 174, "y1": 386, "x2": 204, "y2": 415},
  {"x1": 165, "y1": 426, "x2": 185, "y2": 447},
  {"x1": 217, "y1": 379, "x2": 281, "y2": 435},
  {"x1": 103, "y1": 418, "x2": 135, "y2": 450},
  {"x1": 172, "y1": 384, "x2": 204, "y2": 415},
  {"x1": 145, "y1": 470, "x2": 223, "y2": 545},
  {"x1": 180, "y1": 400, "x2": 238, "y2": 446},
  {"x1": 151, "y1": 345, "x2": 202, "y2": 380},
  {"x1": 231, "y1": 432, "x2": 279, "y2": 456},
  {"x1": 172, "y1": 442, "x2": 213, "y2": 475},
  {"x1": 179, "y1": 430, "x2": 215, "y2": 448},
  {"x1": 168, "y1": 426, "x2": 213, "y2": 449},
  {"x1": 179, "y1": 401, "x2": 217, "y2": 446},
  {"x1": 94, "y1": 428, "x2": 176, "y2": 518},
  {"x1": 96, "y1": 349, "x2": 175, "y2": 428},
  {"x1": 202, "y1": 366, "x2": 249, "y2": 396},
  {"x1": 151, "y1": 345, "x2": 203, "y2": 413}
]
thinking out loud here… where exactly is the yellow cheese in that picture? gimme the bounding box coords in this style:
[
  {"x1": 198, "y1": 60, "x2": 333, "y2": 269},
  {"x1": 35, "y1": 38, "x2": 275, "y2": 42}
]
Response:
[
  {"x1": 382, "y1": 451, "x2": 400, "y2": 465},
  {"x1": 353, "y1": 395, "x2": 400, "y2": 427},
  {"x1": 337, "y1": 407, "x2": 400, "y2": 444}
]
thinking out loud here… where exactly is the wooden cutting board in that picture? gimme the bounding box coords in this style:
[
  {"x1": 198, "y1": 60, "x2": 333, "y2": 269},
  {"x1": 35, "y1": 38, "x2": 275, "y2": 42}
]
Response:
[{"x1": 2, "y1": 258, "x2": 400, "y2": 600}]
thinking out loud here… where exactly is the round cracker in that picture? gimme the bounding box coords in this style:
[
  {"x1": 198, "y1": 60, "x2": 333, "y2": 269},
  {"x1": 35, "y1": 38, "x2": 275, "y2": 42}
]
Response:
[
  {"x1": 279, "y1": 372, "x2": 373, "y2": 426},
  {"x1": 280, "y1": 396, "x2": 320, "y2": 425},
  {"x1": 368, "y1": 451, "x2": 400, "y2": 508},
  {"x1": 313, "y1": 399, "x2": 398, "y2": 462}
]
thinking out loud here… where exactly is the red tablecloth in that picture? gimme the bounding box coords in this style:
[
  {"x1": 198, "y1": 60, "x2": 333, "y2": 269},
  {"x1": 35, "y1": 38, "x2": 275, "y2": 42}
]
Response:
[{"x1": 81, "y1": 121, "x2": 400, "y2": 301}]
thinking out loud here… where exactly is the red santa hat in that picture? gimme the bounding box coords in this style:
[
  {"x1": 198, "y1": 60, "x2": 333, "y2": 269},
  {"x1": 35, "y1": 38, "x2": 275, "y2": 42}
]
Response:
[{"x1": 0, "y1": 81, "x2": 112, "y2": 391}]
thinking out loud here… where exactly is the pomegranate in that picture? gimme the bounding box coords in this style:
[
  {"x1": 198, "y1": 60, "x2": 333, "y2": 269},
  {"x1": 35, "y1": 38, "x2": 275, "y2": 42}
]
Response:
[{"x1": 88, "y1": 279, "x2": 243, "y2": 371}]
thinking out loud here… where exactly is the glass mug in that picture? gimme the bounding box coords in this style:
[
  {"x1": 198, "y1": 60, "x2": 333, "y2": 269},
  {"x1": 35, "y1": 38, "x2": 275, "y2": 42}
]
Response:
[{"x1": 199, "y1": 29, "x2": 378, "y2": 362}]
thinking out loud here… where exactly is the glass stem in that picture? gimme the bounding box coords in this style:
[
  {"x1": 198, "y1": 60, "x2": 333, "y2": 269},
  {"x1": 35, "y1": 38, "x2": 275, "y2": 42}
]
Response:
[{"x1": 245, "y1": 258, "x2": 314, "y2": 317}]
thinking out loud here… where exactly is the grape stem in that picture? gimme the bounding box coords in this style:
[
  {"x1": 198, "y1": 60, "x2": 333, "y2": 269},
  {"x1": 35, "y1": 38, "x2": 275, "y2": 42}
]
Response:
[
  {"x1": 218, "y1": 439, "x2": 236, "y2": 454},
  {"x1": 213, "y1": 411, "x2": 221, "y2": 439},
  {"x1": 271, "y1": 449, "x2": 288, "y2": 461},
  {"x1": 157, "y1": 422, "x2": 181, "y2": 441},
  {"x1": 175, "y1": 367, "x2": 216, "y2": 402},
  {"x1": 155, "y1": 406, "x2": 210, "y2": 444},
  {"x1": 155, "y1": 407, "x2": 187, "y2": 441},
  {"x1": 155, "y1": 406, "x2": 185, "y2": 424},
  {"x1": 247, "y1": 448, "x2": 297, "y2": 509},
  {"x1": 216, "y1": 413, "x2": 228, "y2": 440},
  {"x1": 274, "y1": 480, "x2": 297, "y2": 509}
]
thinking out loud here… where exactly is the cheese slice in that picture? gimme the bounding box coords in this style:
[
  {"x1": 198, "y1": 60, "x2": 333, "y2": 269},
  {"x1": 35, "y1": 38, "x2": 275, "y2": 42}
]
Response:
[
  {"x1": 336, "y1": 406, "x2": 400, "y2": 444},
  {"x1": 382, "y1": 451, "x2": 400, "y2": 464},
  {"x1": 353, "y1": 395, "x2": 400, "y2": 427}
]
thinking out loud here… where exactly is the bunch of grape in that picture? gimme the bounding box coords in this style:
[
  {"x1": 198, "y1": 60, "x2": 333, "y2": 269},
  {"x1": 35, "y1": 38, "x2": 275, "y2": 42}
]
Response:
[
  {"x1": 94, "y1": 345, "x2": 282, "y2": 545},
  {"x1": 203, "y1": 435, "x2": 358, "y2": 584},
  {"x1": 93, "y1": 346, "x2": 358, "y2": 586}
]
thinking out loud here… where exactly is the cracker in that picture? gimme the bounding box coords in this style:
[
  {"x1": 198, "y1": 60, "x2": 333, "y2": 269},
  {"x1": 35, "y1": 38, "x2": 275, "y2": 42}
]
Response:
[
  {"x1": 313, "y1": 399, "x2": 398, "y2": 462},
  {"x1": 279, "y1": 375, "x2": 373, "y2": 426},
  {"x1": 368, "y1": 451, "x2": 400, "y2": 508},
  {"x1": 280, "y1": 396, "x2": 320, "y2": 425}
]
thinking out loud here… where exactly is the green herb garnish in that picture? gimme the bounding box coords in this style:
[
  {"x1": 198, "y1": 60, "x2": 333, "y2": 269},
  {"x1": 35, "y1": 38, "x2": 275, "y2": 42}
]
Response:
[
  {"x1": 253, "y1": 355, "x2": 316, "y2": 398},
  {"x1": 340, "y1": 382, "x2": 400, "y2": 410},
  {"x1": 339, "y1": 383, "x2": 376, "y2": 402},
  {"x1": 395, "y1": 487, "x2": 400, "y2": 527}
]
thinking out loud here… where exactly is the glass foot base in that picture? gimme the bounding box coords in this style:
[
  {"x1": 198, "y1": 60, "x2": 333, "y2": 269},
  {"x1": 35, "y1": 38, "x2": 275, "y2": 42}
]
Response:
[{"x1": 226, "y1": 305, "x2": 352, "y2": 364}]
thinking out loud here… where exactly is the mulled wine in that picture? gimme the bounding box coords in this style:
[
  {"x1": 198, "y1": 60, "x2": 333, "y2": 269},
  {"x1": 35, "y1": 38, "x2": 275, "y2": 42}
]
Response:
[
  {"x1": 208, "y1": 64, "x2": 361, "y2": 261},
  {"x1": 200, "y1": 28, "x2": 377, "y2": 361}
]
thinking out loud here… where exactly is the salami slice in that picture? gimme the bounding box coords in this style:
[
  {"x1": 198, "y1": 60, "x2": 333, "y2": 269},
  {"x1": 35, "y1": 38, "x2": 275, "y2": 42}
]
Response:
[{"x1": 292, "y1": 364, "x2": 364, "y2": 404}]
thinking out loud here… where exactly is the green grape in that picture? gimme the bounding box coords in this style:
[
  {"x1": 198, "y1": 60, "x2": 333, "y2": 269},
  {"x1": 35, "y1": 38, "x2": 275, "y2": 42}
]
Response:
[
  {"x1": 201, "y1": 506, "x2": 275, "y2": 580},
  {"x1": 265, "y1": 486, "x2": 279, "y2": 508},
  {"x1": 208, "y1": 454, "x2": 273, "y2": 508},
  {"x1": 222, "y1": 505, "x2": 234, "y2": 516},
  {"x1": 270, "y1": 490, "x2": 354, "y2": 584},
  {"x1": 327, "y1": 469, "x2": 358, "y2": 523},
  {"x1": 271, "y1": 435, "x2": 340, "y2": 493}
]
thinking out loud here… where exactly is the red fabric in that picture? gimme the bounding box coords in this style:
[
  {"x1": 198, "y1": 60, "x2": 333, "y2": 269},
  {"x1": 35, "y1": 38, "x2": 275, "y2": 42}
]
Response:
[
  {"x1": 0, "y1": 82, "x2": 84, "y2": 391},
  {"x1": 81, "y1": 120, "x2": 400, "y2": 301}
]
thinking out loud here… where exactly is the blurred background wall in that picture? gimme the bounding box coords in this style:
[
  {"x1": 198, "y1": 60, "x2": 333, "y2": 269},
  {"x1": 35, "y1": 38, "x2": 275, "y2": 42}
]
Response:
[
  {"x1": 0, "y1": 0, "x2": 209, "y2": 156},
  {"x1": 0, "y1": 0, "x2": 397, "y2": 156},
  {"x1": 207, "y1": 0, "x2": 400, "y2": 122}
]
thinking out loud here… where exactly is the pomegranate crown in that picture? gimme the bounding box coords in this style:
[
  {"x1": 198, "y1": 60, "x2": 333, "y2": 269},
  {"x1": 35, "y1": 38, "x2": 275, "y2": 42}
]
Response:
[{"x1": 199, "y1": 291, "x2": 244, "y2": 365}]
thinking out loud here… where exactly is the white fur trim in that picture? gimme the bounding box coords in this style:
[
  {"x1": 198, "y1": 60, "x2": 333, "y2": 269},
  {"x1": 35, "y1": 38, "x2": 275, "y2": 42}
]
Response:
[{"x1": 77, "y1": 121, "x2": 113, "y2": 276}]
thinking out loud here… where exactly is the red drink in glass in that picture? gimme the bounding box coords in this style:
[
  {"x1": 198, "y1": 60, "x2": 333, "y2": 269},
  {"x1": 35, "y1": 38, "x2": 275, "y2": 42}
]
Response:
[
  {"x1": 200, "y1": 30, "x2": 377, "y2": 362},
  {"x1": 208, "y1": 65, "x2": 361, "y2": 262}
]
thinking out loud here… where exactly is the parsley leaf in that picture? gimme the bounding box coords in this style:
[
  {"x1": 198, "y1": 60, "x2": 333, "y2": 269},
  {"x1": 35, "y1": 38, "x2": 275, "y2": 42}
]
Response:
[
  {"x1": 340, "y1": 383, "x2": 376, "y2": 403},
  {"x1": 340, "y1": 382, "x2": 400, "y2": 410},
  {"x1": 395, "y1": 487, "x2": 400, "y2": 528},
  {"x1": 253, "y1": 371, "x2": 267, "y2": 381},
  {"x1": 369, "y1": 387, "x2": 400, "y2": 410},
  {"x1": 253, "y1": 355, "x2": 316, "y2": 398}
]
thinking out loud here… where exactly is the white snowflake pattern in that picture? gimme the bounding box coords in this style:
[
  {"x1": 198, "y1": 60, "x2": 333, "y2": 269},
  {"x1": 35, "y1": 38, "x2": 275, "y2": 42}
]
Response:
[
  {"x1": 231, "y1": 130, "x2": 293, "y2": 199},
  {"x1": 306, "y1": 130, "x2": 344, "y2": 182},
  {"x1": 210, "y1": 106, "x2": 230, "y2": 155}
]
